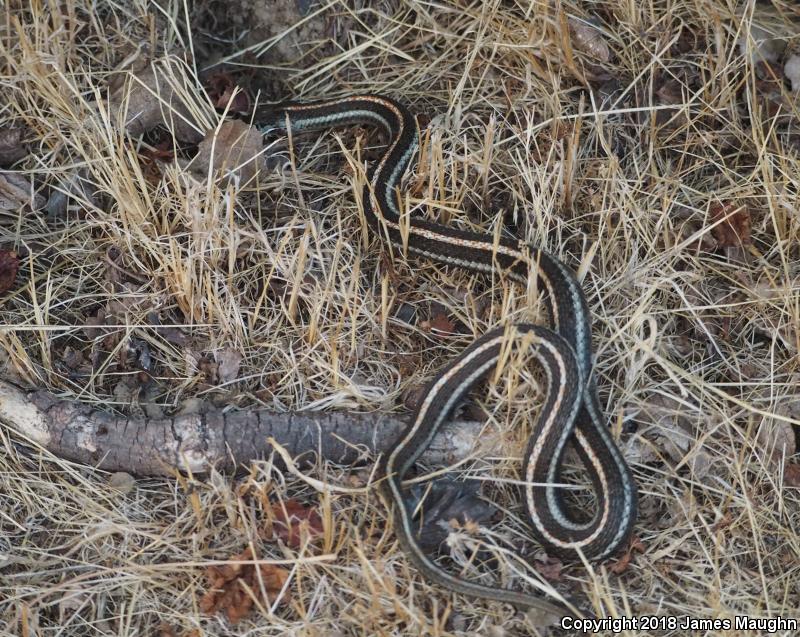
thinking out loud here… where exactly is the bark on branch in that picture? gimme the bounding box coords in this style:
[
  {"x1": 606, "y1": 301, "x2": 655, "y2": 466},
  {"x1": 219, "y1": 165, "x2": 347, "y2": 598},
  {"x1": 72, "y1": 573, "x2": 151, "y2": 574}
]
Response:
[{"x1": 0, "y1": 380, "x2": 499, "y2": 476}]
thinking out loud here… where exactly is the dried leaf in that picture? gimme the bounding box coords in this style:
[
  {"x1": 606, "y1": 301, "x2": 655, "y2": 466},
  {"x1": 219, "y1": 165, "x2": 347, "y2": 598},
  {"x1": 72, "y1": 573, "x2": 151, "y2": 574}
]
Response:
[
  {"x1": 0, "y1": 126, "x2": 27, "y2": 166},
  {"x1": 656, "y1": 78, "x2": 684, "y2": 106},
  {"x1": 679, "y1": 219, "x2": 718, "y2": 252},
  {"x1": 45, "y1": 168, "x2": 97, "y2": 220},
  {"x1": 609, "y1": 535, "x2": 645, "y2": 574},
  {"x1": 568, "y1": 17, "x2": 610, "y2": 63},
  {"x1": 0, "y1": 172, "x2": 44, "y2": 211},
  {"x1": 146, "y1": 311, "x2": 189, "y2": 347},
  {"x1": 61, "y1": 346, "x2": 88, "y2": 371},
  {"x1": 138, "y1": 143, "x2": 174, "y2": 184},
  {"x1": 712, "y1": 512, "x2": 733, "y2": 533},
  {"x1": 750, "y1": 279, "x2": 798, "y2": 302},
  {"x1": 112, "y1": 378, "x2": 138, "y2": 402},
  {"x1": 784, "y1": 463, "x2": 800, "y2": 488},
  {"x1": 636, "y1": 393, "x2": 695, "y2": 461},
  {"x1": 617, "y1": 435, "x2": 658, "y2": 465},
  {"x1": 157, "y1": 624, "x2": 178, "y2": 637},
  {"x1": 201, "y1": 547, "x2": 290, "y2": 624},
  {"x1": 409, "y1": 479, "x2": 496, "y2": 551},
  {"x1": 751, "y1": 319, "x2": 798, "y2": 355},
  {"x1": 216, "y1": 347, "x2": 242, "y2": 383},
  {"x1": 401, "y1": 383, "x2": 426, "y2": 411},
  {"x1": 424, "y1": 311, "x2": 456, "y2": 335},
  {"x1": 58, "y1": 590, "x2": 89, "y2": 617},
  {"x1": 107, "y1": 64, "x2": 204, "y2": 143},
  {"x1": 205, "y1": 72, "x2": 250, "y2": 113},
  {"x1": 523, "y1": 604, "x2": 563, "y2": 629},
  {"x1": 757, "y1": 420, "x2": 797, "y2": 467},
  {"x1": 738, "y1": 24, "x2": 786, "y2": 66},
  {"x1": 0, "y1": 250, "x2": 20, "y2": 293},
  {"x1": 708, "y1": 201, "x2": 751, "y2": 247},
  {"x1": 216, "y1": 348, "x2": 243, "y2": 384},
  {"x1": 83, "y1": 309, "x2": 106, "y2": 340},
  {"x1": 786, "y1": 393, "x2": 800, "y2": 421},
  {"x1": 689, "y1": 450, "x2": 712, "y2": 481},
  {"x1": 533, "y1": 554, "x2": 564, "y2": 581},
  {"x1": 458, "y1": 518, "x2": 481, "y2": 534},
  {"x1": 191, "y1": 120, "x2": 264, "y2": 185},
  {"x1": 87, "y1": 309, "x2": 122, "y2": 351},
  {"x1": 267, "y1": 499, "x2": 324, "y2": 550},
  {"x1": 205, "y1": 72, "x2": 234, "y2": 106}
]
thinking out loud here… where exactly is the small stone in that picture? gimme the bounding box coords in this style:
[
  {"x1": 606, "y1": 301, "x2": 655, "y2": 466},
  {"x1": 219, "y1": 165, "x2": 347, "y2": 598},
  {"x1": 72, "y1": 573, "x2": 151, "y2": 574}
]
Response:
[
  {"x1": 784, "y1": 55, "x2": 800, "y2": 92},
  {"x1": 107, "y1": 471, "x2": 136, "y2": 493}
]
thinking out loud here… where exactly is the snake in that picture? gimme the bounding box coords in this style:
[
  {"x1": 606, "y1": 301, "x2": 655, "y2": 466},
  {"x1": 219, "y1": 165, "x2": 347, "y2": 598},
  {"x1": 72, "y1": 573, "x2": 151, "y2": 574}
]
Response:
[{"x1": 256, "y1": 95, "x2": 637, "y2": 614}]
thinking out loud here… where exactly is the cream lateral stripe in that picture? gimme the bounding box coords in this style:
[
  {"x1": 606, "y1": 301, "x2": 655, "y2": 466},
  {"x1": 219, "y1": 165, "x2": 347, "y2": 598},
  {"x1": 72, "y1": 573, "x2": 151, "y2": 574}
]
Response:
[
  {"x1": 258, "y1": 94, "x2": 638, "y2": 612},
  {"x1": 382, "y1": 326, "x2": 583, "y2": 613}
]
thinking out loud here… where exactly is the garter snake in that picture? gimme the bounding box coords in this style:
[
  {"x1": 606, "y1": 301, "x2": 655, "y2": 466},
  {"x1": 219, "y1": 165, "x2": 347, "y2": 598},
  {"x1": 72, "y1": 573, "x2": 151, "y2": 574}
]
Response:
[{"x1": 256, "y1": 95, "x2": 637, "y2": 614}]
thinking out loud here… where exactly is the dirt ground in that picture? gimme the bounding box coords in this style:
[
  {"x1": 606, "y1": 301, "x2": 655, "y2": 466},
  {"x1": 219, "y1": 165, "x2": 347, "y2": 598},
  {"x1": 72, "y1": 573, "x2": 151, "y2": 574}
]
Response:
[{"x1": 1, "y1": 1, "x2": 799, "y2": 635}]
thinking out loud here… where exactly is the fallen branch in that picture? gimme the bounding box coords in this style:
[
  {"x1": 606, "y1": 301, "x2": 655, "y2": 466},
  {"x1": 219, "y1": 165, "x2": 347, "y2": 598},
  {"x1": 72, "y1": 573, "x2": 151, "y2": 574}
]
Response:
[{"x1": 0, "y1": 379, "x2": 497, "y2": 476}]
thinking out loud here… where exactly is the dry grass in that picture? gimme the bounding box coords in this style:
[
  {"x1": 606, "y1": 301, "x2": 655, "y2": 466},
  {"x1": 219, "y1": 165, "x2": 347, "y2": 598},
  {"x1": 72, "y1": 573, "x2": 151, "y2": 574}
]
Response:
[{"x1": 1, "y1": 0, "x2": 799, "y2": 635}]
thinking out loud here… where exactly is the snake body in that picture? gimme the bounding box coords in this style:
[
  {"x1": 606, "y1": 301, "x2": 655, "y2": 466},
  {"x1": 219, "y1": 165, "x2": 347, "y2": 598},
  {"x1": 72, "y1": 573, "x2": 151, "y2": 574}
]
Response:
[{"x1": 257, "y1": 95, "x2": 637, "y2": 613}]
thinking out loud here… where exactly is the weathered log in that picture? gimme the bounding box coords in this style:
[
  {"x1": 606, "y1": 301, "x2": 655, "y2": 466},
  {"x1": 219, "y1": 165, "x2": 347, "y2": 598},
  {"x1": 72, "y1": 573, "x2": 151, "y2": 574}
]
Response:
[{"x1": 0, "y1": 380, "x2": 497, "y2": 476}]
